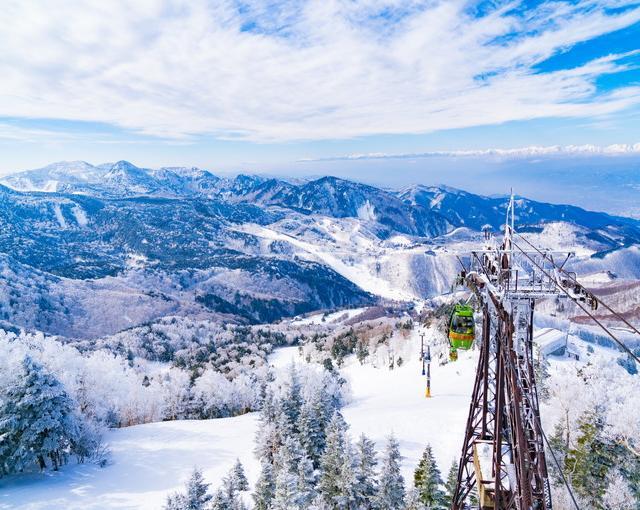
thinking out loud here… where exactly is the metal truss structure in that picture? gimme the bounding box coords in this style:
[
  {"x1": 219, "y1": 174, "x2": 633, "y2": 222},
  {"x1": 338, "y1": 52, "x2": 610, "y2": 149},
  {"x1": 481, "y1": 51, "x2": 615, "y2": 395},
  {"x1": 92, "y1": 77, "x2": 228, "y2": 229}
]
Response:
[{"x1": 451, "y1": 197, "x2": 583, "y2": 510}]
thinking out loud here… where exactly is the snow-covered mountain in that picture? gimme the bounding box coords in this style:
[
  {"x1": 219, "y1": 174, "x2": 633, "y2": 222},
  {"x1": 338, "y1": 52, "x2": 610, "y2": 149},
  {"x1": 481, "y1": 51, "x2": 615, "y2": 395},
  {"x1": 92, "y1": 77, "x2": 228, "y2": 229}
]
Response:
[{"x1": 1, "y1": 160, "x2": 640, "y2": 338}]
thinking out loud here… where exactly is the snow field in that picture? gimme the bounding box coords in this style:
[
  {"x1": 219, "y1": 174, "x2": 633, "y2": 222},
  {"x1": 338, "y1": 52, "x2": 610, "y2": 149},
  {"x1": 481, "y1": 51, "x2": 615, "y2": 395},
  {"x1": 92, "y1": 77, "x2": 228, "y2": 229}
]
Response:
[
  {"x1": 272, "y1": 334, "x2": 477, "y2": 483},
  {"x1": 0, "y1": 416, "x2": 260, "y2": 510},
  {"x1": 1, "y1": 332, "x2": 477, "y2": 509},
  {"x1": 3, "y1": 322, "x2": 619, "y2": 510}
]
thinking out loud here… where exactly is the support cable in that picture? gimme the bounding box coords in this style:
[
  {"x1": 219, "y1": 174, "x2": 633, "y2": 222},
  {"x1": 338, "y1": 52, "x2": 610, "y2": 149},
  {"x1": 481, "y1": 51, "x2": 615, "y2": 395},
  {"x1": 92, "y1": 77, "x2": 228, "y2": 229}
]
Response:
[
  {"x1": 511, "y1": 240, "x2": 640, "y2": 366},
  {"x1": 540, "y1": 428, "x2": 581, "y2": 510},
  {"x1": 514, "y1": 231, "x2": 640, "y2": 338}
]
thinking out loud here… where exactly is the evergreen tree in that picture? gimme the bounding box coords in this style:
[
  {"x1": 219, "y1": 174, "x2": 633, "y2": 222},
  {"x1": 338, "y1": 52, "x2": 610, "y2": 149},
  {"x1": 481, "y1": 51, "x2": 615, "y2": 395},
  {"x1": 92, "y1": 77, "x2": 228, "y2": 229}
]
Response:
[
  {"x1": 318, "y1": 411, "x2": 350, "y2": 505},
  {"x1": 184, "y1": 468, "x2": 212, "y2": 510},
  {"x1": 564, "y1": 410, "x2": 613, "y2": 508},
  {"x1": 282, "y1": 363, "x2": 303, "y2": 431},
  {"x1": 253, "y1": 460, "x2": 276, "y2": 510},
  {"x1": 210, "y1": 489, "x2": 228, "y2": 510},
  {"x1": 163, "y1": 468, "x2": 211, "y2": 510},
  {"x1": 353, "y1": 434, "x2": 378, "y2": 509},
  {"x1": 0, "y1": 356, "x2": 78, "y2": 473},
  {"x1": 413, "y1": 445, "x2": 446, "y2": 509},
  {"x1": 376, "y1": 434, "x2": 405, "y2": 510},
  {"x1": 335, "y1": 443, "x2": 358, "y2": 510},
  {"x1": 164, "y1": 492, "x2": 186, "y2": 510},
  {"x1": 404, "y1": 488, "x2": 427, "y2": 510},
  {"x1": 295, "y1": 442, "x2": 318, "y2": 508},
  {"x1": 273, "y1": 464, "x2": 300, "y2": 510},
  {"x1": 443, "y1": 459, "x2": 458, "y2": 507},
  {"x1": 254, "y1": 401, "x2": 291, "y2": 466},
  {"x1": 231, "y1": 458, "x2": 249, "y2": 491},
  {"x1": 298, "y1": 394, "x2": 327, "y2": 468},
  {"x1": 272, "y1": 433, "x2": 317, "y2": 509},
  {"x1": 220, "y1": 473, "x2": 247, "y2": 510}
]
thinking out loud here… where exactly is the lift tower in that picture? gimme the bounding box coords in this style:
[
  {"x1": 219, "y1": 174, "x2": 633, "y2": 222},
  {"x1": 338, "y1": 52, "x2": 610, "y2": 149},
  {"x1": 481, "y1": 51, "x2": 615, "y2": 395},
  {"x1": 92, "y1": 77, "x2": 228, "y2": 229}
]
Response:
[{"x1": 452, "y1": 197, "x2": 578, "y2": 510}]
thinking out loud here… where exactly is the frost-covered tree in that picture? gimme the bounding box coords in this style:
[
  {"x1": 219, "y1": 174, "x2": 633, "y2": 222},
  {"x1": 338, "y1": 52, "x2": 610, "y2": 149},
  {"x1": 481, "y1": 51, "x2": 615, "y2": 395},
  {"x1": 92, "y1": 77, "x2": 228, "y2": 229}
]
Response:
[
  {"x1": 413, "y1": 444, "x2": 446, "y2": 509},
  {"x1": 353, "y1": 434, "x2": 378, "y2": 509},
  {"x1": 163, "y1": 468, "x2": 211, "y2": 510},
  {"x1": 443, "y1": 459, "x2": 459, "y2": 507},
  {"x1": 164, "y1": 492, "x2": 186, "y2": 510},
  {"x1": 335, "y1": 443, "x2": 357, "y2": 510},
  {"x1": 271, "y1": 433, "x2": 317, "y2": 509},
  {"x1": 564, "y1": 410, "x2": 612, "y2": 507},
  {"x1": 0, "y1": 356, "x2": 79, "y2": 473},
  {"x1": 318, "y1": 411, "x2": 350, "y2": 505},
  {"x1": 296, "y1": 447, "x2": 318, "y2": 508},
  {"x1": 209, "y1": 489, "x2": 228, "y2": 510},
  {"x1": 230, "y1": 458, "x2": 249, "y2": 492},
  {"x1": 282, "y1": 363, "x2": 303, "y2": 431},
  {"x1": 273, "y1": 464, "x2": 300, "y2": 510},
  {"x1": 221, "y1": 473, "x2": 248, "y2": 510},
  {"x1": 185, "y1": 468, "x2": 212, "y2": 509},
  {"x1": 404, "y1": 488, "x2": 427, "y2": 510},
  {"x1": 602, "y1": 471, "x2": 635, "y2": 510},
  {"x1": 253, "y1": 460, "x2": 276, "y2": 510},
  {"x1": 376, "y1": 434, "x2": 405, "y2": 510},
  {"x1": 298, "y1": 394, "x2": 327, "y2": 467}
]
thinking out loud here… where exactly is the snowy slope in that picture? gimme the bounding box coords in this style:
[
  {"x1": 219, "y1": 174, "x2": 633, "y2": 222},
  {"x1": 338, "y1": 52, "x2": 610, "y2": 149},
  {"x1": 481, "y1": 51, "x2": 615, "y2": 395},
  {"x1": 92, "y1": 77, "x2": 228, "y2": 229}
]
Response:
[
  {"x1": 1, "y1": 333, "x2": 475, "y2": 510},
  {"x1": 270, "y1": 333, "x2": 477, "y2": 482},
  {"x1": 0, "y1": 319, "x2": 630, "y2": 510},
  {"x1": 0, "y1": 416, "x2": 260, "y2": 510}
]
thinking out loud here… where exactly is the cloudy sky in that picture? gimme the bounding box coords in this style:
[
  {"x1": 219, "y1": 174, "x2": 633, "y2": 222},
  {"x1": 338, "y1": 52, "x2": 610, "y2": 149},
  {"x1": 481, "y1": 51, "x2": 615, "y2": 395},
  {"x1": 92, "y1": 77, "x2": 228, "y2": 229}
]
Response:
[{"x1": 1, "y1": 0, "x2": 639, "y2": 209}]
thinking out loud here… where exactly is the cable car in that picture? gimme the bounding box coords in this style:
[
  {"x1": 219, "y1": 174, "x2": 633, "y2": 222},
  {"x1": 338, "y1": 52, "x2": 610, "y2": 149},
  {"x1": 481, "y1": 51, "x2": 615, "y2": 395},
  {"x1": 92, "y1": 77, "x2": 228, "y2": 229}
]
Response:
[{"x1": 448, "y1": 304, "x2": 475, "y2": 361}]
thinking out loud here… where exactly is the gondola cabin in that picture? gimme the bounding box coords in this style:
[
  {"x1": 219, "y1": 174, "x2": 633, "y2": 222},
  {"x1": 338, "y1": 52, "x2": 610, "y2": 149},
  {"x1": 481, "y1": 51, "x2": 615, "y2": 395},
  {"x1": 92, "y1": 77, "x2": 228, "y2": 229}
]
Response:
[{"x1": 448, "y1": 304, "x2": 475, "y2": 360}]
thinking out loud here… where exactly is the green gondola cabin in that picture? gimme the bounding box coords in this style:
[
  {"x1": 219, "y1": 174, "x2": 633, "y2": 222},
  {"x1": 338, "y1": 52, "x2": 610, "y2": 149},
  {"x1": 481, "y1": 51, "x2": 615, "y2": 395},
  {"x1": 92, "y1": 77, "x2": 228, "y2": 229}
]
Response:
[{"x1": 448, "y1": 304, "x2": 475, "y2": 360}]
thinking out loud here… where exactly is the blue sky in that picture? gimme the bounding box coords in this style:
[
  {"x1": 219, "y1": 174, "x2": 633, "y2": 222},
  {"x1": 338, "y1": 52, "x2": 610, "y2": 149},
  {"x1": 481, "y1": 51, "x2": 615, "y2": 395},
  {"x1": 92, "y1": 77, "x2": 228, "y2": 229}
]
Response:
[{"x1": 0, "y1": 0, "x2": 639, "y2": 204}]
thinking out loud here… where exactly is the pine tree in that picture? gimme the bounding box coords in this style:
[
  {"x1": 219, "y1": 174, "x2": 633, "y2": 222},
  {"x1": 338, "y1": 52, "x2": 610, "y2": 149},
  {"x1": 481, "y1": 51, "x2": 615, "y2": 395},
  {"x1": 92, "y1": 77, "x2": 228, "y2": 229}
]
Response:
[
  {"x1": 376, "y1": 434, "x2": 405, "y2": 510},
  {"x1": 254, "y1": 401, "x2": 291, "y2": 466},
  {"x1": 318, "y1": 411, "x2": 350, "y2": 506},
  {"x1": 282, "y1": 363, "x2": 303, "y2": 431},
  {"x1": 404, "y1": 488, "x2": 427, "y2": 510},
  {"x1": 353, "y1": 434, "x2": 378, "y2": 509},
  {"x1": 163, "y1": 492, "x2": 186, "y2": 510},
  {"x1": 0, "y1": 356, "x2": 78, "y2": 473},
  {"x1": 564, "y1": 410, "x2": 613, "y2": 507},
  {"x1": 298, "y1": 394, "x2": 327, "y2": 468},
  {"x1": 413, "y1": 445, "x2": 446, "y2": 509},
  {"x1": 210, "y1": 489, "x2": 228, "y2": 510},
  {"x1": 273, "y1": 464, "x2": 300, "y2": 510},
  {"x1": 548, "y1": 420, "x2": 569, "y2": 486},
  {"x1": 296, "y1": 449, "x2": 318, "y2": 508},
  {"x1": 163, "y1": 468, "x2": 211, "y2": 510},
  {"x1": 231, "y1": 458, "x2": 249, "y2": 491},
  {"x1": 184, "y1": 467, "x2": 212, "y2": 510},
  {"x1": 443, "y1": 459, "x2": 458, "y2": 507},
  {"x1": 253, "y1": 460, "x2": 276, "y2": 510},
  {"x1": 272, "y1": 433, "x2": 317, "y2": 509},
  {"x1": 335, "y1": 443, "x2": 357, "y2": 510}
]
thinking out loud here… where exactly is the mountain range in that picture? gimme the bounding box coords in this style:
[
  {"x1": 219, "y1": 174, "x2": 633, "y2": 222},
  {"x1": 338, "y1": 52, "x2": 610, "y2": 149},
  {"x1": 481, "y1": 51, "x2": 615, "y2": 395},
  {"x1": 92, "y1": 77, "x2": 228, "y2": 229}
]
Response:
[{"x1": 0, "y1": 160, "x2": 638, "y2": 338}]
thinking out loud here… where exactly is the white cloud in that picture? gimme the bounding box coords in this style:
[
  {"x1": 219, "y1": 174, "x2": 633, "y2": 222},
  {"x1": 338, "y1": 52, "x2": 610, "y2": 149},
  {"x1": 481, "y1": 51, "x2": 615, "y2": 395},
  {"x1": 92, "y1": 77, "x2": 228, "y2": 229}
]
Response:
[
  {"x1": 299, "y1": 142, "x2": 640, "y2": 161},
  {"x1": 0, "y1": 0, "x2": 639, "y2": 141}
]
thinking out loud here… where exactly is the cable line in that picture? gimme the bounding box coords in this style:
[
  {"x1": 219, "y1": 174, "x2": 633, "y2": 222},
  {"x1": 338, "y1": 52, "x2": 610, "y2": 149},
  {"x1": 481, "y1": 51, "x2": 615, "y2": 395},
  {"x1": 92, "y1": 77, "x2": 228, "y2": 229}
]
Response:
[
  {"x1": 541, "y1": 428, "x2": 581, "y2": 510},
  {"x1": 514, "y1": 231, "x2": 640, "y2": 338},
  {"x1": 511, "y1": 239, "x2": 640, "y2": 366}
]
